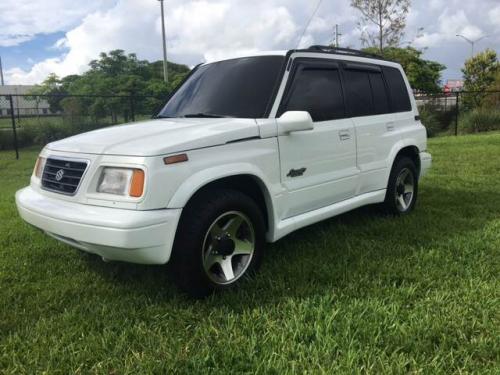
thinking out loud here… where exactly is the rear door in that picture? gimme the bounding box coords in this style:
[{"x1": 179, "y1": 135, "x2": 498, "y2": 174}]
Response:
[
  {"x1": 342, "y1": 63, "x2": 399, "y2": 194},
  {"x1": 276, "y1": 58, "x2": 358, "y2": 218}
]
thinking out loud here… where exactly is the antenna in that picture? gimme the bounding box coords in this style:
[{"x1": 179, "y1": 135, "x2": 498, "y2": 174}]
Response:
[{"x1": 296, "y1": 0, "x2": 324, "y2": 48}]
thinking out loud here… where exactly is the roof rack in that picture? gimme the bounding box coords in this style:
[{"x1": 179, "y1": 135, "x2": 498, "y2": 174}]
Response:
[{"x1": 301, "y1": 45, "x2": 387, "y2": 60}]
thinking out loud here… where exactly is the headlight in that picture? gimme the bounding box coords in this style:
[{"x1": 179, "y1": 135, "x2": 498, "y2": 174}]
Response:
[
  {"x1": 97, "y1": 168, "x2": 145, "y2": 197},
  {"x1": 33, "y1": 156, "x2": 46, "y2": 178}
]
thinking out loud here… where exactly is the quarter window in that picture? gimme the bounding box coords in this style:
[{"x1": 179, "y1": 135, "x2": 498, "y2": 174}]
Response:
[
  {"x1": 279, "y1": 64, "x2": 345, "y2": 122},
  {"x1": 382, "y1": 66, "x2": 412, "y2": 112}
]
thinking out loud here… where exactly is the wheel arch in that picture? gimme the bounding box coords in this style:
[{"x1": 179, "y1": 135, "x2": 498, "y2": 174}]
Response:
[
  {"x1": 388, "y1": 140, "x2": 421, "y2": 178},
  {"x1": 167, "y1": 166, "x2": 275, "y2": 232}
]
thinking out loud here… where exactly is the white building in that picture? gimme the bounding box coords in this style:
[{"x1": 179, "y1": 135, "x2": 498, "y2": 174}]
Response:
[{"x1": 0, "y1": 85, "x2": 52, "y2": 117}]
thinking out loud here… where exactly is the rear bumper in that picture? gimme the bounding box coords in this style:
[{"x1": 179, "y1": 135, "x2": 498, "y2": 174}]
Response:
[
  {"x1": 15, "y1": 187, "x2": 181, "y2": 264},
  {"x1": 419, "y1": 151, "x2": 432, "y2": 178}
]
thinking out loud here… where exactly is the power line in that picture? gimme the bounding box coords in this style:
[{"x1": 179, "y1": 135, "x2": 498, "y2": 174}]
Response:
[{"x1": 296, "y1": 0, "x2": 324, "y2": 48}]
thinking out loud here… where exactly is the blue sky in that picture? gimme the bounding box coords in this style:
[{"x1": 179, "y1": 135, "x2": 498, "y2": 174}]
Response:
[{"x1": 1, "y1": 0, "x2": 499, "y2": 85}]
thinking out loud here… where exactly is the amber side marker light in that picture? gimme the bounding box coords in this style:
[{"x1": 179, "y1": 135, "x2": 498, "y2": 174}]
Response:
[
  {"x1": 129, "y1": 169, "x2": 145, "y2": 197},
  {"x1": 163, "y1": 153, "x2": 188, "y2": 165}
]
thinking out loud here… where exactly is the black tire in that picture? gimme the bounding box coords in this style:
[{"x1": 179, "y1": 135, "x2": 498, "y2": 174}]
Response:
[
  {"x1": 382, "y1": 156, "x2": 418, "y2": 215},
  {"x1": 169, "y1": 189, "x2": 265, "y2": 298}
]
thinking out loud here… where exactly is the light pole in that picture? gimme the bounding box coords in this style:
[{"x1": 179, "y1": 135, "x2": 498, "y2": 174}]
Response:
[
  {"x1": 0, "y1": 56, "x2": 4, "y2": 86},
  {"x1": 158, "y1": 0, "x2": 168, "y2": 84},
  {"x1": 456, "y1": 34, "x2": 489, "y2": 58}
]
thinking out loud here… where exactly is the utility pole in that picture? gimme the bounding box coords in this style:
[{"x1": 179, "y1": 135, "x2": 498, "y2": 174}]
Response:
[
  {"x1": 333, "y1": 24, "x2": 342, "y2": 47},
  {"x1": 0, "y1": 56, "x2": 4, "y2": 86},
  {"x1": 158, "y1": 0, "x2": 168, "y2": 84}
]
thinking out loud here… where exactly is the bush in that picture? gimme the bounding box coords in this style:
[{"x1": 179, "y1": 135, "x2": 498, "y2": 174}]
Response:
[
  {"x1": 0, "y1": 119, "x2": 110, "y2": 150},
  {"x1": 460, "y1": 108, "x2": 500, "y2": 133},
  {"x1": 418, "y1": 105, "x2": 442, "y2": 137}
]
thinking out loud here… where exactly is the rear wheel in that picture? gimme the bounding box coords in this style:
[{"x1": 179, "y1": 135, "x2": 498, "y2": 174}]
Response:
[
  {"x1": 382, "y1": 157, "x2": 418, "y2": 215},
  {"x1": 170, "y1": 189, "x2": 265, "y2": 297}
]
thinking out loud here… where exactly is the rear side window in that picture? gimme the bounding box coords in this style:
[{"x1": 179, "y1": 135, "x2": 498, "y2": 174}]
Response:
[
  {"x1": 343, "y1": 69, "x2": 373, "y2": 117},
  {"x1": 368, "y1": 72, "x2": 390, "y2": 114},
  {"x1": 382, "y1": 66, "x2": 412, "y2": 112},
  {"x1": 279, "y1": 64, "x2": 345, "y2": 122}
]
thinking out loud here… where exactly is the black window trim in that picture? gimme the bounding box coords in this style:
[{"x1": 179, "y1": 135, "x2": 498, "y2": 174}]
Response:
[{"x1": 277, "y1": 57, "x2": 347, "y2": 122}]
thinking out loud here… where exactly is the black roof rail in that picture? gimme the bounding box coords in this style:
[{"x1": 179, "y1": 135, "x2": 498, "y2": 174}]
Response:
[{"x1": 299, "y1": 45, "x2": 388, "y2": 61}]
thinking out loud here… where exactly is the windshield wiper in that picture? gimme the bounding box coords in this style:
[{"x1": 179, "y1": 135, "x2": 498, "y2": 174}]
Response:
[
  {"x1": 155, "y1": 114, "x2": 174, "y2": 119},
  {"x1": 182, "y1": 112, "x2": 230, "y2": 118}
]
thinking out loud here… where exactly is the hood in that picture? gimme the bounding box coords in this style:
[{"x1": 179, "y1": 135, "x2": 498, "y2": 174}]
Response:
[{"x1": 47, "y1": 118, "x2": 260, "y2": 156}]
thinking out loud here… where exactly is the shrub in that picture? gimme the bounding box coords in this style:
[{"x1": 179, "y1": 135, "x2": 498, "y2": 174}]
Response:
[
  {"x1": 460, "y1": 108, "x2": 500, "y2": 133},
  {"x1": 418, "y1": 105, "x2": 442, "y2": 137}
]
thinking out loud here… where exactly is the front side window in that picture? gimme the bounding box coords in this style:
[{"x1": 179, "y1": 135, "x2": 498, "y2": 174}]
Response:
[
  {"x1": 279, "y1": 63, "x2": 345, "y2": 122},
  {"x1": 159, "y1": 56, "x2": 285, "y2": 119}
]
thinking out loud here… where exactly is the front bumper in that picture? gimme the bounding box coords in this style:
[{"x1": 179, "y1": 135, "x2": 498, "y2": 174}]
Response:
[
  {"x1": 419, "y1": 151, "x2": 432, "y2": 178},
  {"x1": 15, "y1": 187, "x2": 181, "y2": 264}
]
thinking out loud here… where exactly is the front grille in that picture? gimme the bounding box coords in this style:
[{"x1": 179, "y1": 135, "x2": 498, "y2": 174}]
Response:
[{"x1": 41, "y1": 158, "x2": 88, "y2": 195}]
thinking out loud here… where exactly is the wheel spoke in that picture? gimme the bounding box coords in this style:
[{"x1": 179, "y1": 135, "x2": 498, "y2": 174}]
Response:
[
  {"x1": 404, "y1": 183, "x2": 414, "y2": 194},
  {"x1": 210, "y1": 223, "x2": 224, "y2": 238},
  {"x1": 223, "y1": 215, "x2": 244, "y2": 238},
  {"x1": 397, "y1": 195, "x2": 407, "y2": 210},
  {"x1": 204, "y1": 251, "x2": 221, "y2": 271},
  {"x1": 219, "y1": 257, "x2": 235, "y2": 281},
  {"x1": 232, "y1": 239, "x2": 253, "y2": 255}
]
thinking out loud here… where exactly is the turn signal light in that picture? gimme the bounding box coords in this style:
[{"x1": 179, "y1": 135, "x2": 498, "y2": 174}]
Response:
[{"x1": 129, "y1": 169, "x2": 145, "y2": 197}]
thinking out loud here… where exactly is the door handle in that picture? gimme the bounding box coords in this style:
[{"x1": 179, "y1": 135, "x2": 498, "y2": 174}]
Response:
[
  {"x1": 386, "y1": 122, "x2": 395, "y2": 132},
  {"x1": 339, "y1": 129, "x2": 351, "y2": 141}
]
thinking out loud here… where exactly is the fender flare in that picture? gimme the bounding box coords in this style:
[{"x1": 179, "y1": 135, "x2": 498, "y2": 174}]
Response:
[
  {"x1": 167, "y1": 162, "x2": 276, "y2": 229},
  {"x1": 384, "y1": 138, "x2": 421, "y2": 183}
]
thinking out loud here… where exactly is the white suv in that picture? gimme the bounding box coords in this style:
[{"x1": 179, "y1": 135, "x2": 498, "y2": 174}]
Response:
[{"x1": 16, "y1": 46, "x2": 431, "y2": 296}]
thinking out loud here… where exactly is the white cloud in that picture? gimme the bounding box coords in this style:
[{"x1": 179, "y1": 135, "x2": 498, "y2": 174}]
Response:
[
  {"x1": 3, "y1": 0, "x2": 500, "y2": 84},
  {"x1": 0, "y1": 0, "x2": 116, "y2": 47}
]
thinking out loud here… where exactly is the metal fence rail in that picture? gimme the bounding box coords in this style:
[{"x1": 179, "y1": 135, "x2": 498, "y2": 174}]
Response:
[
  {"x1": 1, "y1": 90, "x2": 499, "y2": 159},
  {"x1": 0, "y1": 93, "x2": 165, "y2": 159}
]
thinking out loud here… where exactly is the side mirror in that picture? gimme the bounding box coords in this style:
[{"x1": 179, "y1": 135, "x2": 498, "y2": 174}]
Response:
[{"x1": 277, "y1": 111, "x2": 314, "y2": 134}]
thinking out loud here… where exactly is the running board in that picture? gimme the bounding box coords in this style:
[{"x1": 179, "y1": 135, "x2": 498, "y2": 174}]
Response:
[{"x1": 270, "y1": 189, "x2": 386, "y2": 242}]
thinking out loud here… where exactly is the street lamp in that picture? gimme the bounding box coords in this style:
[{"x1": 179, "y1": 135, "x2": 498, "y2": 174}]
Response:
[
  {"x1": 456, "y1": 34, "x2": 490, "y2": 57},
  {"x1": 158, "y1": 0, "x2": 168, "y2": 84}
]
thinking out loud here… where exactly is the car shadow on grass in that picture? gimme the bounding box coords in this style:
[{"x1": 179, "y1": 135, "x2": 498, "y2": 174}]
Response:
[{"x1": 77, "y1": 185, "x2": 499, "y2": 308}]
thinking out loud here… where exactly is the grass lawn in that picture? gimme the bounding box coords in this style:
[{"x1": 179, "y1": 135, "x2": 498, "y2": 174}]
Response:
[{"x1": 0, "y1": 133, "x2": 499, "y2": 373}]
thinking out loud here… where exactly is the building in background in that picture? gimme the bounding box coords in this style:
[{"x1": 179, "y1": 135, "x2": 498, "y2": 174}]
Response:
[
  {"x1": 0, "y1": 85, "x2": 51, "y2": 118},
  {"x1": 443, "y1": 79, "x2": 464, "y2": 93}
]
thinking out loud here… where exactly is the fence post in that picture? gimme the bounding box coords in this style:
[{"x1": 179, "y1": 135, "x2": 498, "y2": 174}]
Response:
[
  {"x1": 8, "y1": 95, "x2": 19, "y2": 160},
  {"x1": 130, "y1": 95, "x2": 136, "y2": 122},
  {"x1": 454, "y1": 92, "x2": 459, "y2": 136}
]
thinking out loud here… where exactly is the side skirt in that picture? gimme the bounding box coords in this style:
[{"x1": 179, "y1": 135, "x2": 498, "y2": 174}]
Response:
[{"x1": 269, "y1": 189, "x2": 386, "y2": 242}]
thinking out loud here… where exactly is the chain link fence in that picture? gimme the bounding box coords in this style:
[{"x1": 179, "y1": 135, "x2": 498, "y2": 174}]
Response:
[
  {"x1": 0, "y1": 94, "x2": 165, "y2": 158},
  {"x1": 1, "y1": 90, "x2": 499, "y2": 159},
  {"x1": 415, "y1": 90, "x2": 500, "y2": 137}
]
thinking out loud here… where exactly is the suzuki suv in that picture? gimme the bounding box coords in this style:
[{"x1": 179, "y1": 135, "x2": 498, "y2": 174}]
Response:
[{"x1": 16, "y1": 46, "x2": 431, "y2": 296}]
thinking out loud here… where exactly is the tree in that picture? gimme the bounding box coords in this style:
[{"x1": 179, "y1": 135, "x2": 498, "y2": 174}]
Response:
[
  {"x1": 351, "y1": 0, "x2": 410, "y2": 54},
  {"x1": 363, "y1": 46, "x2": 445, "y2": 92},
  {"x1": 462, "y1": 49, "x2": 499, "y2": 110}
]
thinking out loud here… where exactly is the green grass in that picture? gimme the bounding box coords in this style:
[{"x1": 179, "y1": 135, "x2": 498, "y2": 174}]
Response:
[{"x1": 1, "y1": 134, "x2": 499, "y2": 374}]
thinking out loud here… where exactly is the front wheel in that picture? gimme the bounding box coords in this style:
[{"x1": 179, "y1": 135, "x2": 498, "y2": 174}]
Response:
[
  {"x1": 382, "y1": 157, "x2": 418, "y2": 215},
  {"x1": 170, "y1": 189, "x2": 265, "y2": 297}
]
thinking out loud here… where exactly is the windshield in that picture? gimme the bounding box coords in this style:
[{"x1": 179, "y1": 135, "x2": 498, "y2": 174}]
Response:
[{"x1": 159, "y1": 56, "x2": 285, "y2": 119}]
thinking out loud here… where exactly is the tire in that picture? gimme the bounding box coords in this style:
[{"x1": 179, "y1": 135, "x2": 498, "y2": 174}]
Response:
[
  {"x1": 169, "y1": 189, "x2": 265, "y2": 298},
  {"x1": 382, "y1": 156, "x2": 418, "y2": 215}
]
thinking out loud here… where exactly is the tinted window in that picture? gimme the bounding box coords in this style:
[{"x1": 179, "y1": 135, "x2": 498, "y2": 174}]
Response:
[
  {"x1": 159, "y1": 56, "x2": 285, "y2": 118},
  {"x1": 382, "y1": 66, "x2": 412, "y2": 112},
  {"x1": 368, "y1": 72, "x2": 390, "y2": 114},
  {"x1": 280, "y1": 65, "x2": 345, "y2": 122},
  {"x1": 343, "y1": 69, "x2": 373, "y2": 117}
]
